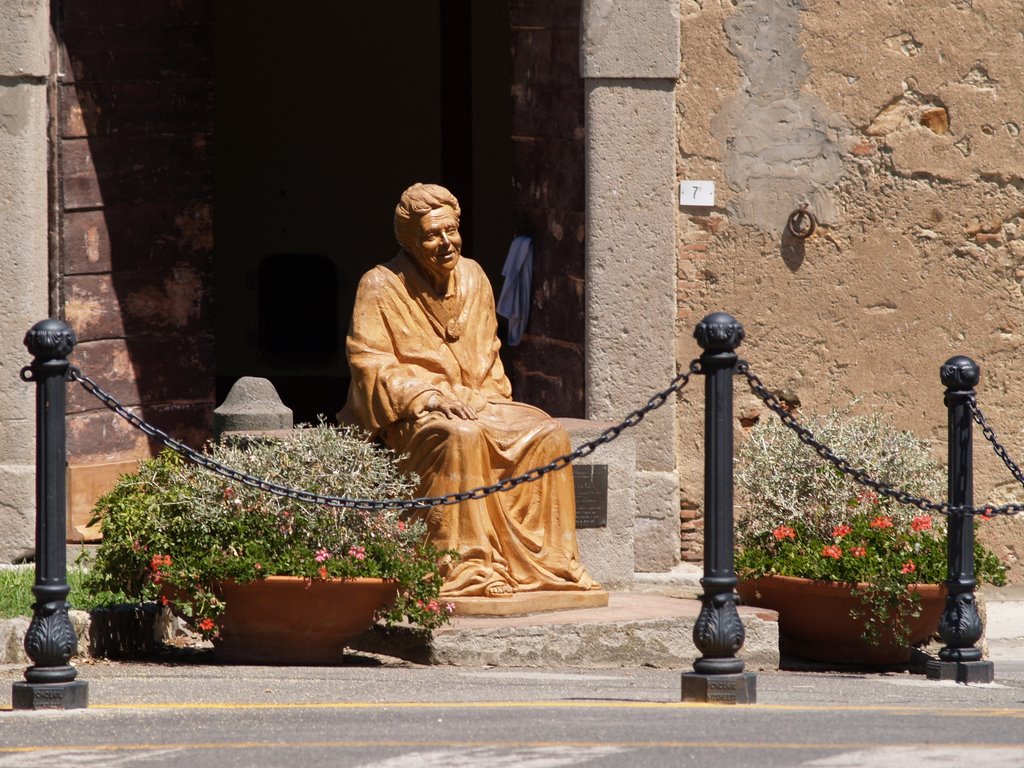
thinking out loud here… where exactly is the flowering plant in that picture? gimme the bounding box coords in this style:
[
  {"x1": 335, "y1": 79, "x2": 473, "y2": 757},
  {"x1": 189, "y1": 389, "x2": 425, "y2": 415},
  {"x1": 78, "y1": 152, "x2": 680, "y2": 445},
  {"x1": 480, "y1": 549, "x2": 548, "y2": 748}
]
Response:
[
  {"x1": 735, "y1": 411, "x2": 1007, "y2": 647},
  {"x1": 81, "y1": 424, "x2": 457, "y2": 639}
]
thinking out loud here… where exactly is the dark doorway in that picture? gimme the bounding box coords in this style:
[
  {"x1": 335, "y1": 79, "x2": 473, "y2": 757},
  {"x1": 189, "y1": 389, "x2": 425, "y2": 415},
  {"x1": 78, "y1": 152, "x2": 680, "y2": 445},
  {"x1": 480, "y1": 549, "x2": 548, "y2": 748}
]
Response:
[{"x1": 214, "y1": 2, "x2": 511, "y2": 424}]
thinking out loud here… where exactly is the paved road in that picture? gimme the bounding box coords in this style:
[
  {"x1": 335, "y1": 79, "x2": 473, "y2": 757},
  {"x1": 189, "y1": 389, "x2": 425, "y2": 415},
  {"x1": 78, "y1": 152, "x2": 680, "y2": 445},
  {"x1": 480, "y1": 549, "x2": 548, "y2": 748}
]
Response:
[{"x1": 1, "y1": 660, "x2": 1023, "y2": 767}]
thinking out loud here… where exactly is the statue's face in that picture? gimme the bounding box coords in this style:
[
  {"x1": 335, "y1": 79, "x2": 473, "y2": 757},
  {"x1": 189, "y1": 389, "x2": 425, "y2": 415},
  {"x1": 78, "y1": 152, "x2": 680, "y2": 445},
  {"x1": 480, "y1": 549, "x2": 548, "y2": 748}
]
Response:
[{"x1": 410, "y1": 206, "x2": 462, "y2": 284}]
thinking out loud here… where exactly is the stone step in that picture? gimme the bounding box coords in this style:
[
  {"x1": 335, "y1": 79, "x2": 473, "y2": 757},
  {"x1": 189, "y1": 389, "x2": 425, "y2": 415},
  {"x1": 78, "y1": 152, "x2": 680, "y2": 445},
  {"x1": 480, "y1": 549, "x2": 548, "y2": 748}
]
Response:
[
  {"x1": 0, "y1": 594, "x2": 780, "y2": 670},
  {"x1": 350, "y1": 592, "x2": 780, "y2": 670}
]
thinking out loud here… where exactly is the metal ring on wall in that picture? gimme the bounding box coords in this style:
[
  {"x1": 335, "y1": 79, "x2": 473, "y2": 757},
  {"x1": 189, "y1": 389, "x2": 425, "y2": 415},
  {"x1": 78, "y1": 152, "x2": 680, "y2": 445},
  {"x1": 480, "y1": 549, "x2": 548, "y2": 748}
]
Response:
[{"x1": 786, "y1": 205, "x2": 817, "y2": 239}]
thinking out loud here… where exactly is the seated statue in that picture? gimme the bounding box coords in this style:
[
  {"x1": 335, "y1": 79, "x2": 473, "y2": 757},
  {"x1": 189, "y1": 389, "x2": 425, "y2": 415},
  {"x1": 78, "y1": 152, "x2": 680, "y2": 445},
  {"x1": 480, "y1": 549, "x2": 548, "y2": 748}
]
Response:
[{"x1": 339, "y1": 183, "x2": 599, "y2": 599}]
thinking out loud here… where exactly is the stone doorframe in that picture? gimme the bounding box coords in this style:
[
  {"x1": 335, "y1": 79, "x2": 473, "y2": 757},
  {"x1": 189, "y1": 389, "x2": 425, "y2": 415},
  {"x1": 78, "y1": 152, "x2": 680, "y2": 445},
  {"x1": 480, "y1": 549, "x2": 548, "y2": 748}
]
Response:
[
  {"x1": 0, "y1": 0, "x2": 51, "y2": 560},
  {"x1": 581, "y1": 1, "x2": 681, "y2": 572},
  {"x1": 0, "y1": 1, "x2": 685, "y2": 572}
]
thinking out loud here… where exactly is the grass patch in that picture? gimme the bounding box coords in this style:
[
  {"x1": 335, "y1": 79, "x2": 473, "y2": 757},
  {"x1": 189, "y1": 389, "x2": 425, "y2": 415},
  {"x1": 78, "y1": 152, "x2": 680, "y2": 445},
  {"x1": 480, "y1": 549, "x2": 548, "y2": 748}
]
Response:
[{"x1": 0, "y1": 566, "x2": 104, "y2": 619}]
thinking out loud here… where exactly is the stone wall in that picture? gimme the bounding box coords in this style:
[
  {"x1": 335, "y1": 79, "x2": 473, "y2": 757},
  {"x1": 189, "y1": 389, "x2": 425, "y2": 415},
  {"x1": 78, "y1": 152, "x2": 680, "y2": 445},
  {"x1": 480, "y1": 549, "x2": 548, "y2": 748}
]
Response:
[
  {"x1": 676, "y1": 0, "x2": 1024, "y2": 575},
  {"x1": 506, "y1": 1, "x2": 586, "y2": 417},
  {"x1": 57, "y1": 2, "x2": 215, "y2": 476}
]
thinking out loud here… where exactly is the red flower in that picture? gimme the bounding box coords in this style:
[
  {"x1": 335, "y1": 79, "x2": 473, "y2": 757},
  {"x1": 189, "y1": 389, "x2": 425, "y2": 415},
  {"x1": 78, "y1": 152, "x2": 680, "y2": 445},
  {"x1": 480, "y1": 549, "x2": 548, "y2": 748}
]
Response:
[
  {"x1": 901, "y1": 561, "x2": 916, "y2": 574},
  {"x1": 849, "y1": 546, "x2": 867, "y2": 558},
  {"x1": 772, "y1": 525, "x2": 796, "y2": 541},
  {"x1": 197, "y1": 618, "x2": 215, "y2": 632},
  {"x1": 160, "y1": 595, "x2": 169, "y2": 606},
  {"x1": 150, "y1": 554, "x2": 172, "y2": 571},
  {"x1": 317, "y1": 566, "x2": 328, "y2": 579},
  {"x1": 821, "y1": 545, "x2": 842, "y2": 559},
  {"x1": 911, "y1": 515, "x2": 932, "y2": 532},
  {"x1": 869, "y1": 516, "x2": 894, "y2": 529},
  {"x1": 832, "y1": 524, "x2": 852, "y2": 538}
]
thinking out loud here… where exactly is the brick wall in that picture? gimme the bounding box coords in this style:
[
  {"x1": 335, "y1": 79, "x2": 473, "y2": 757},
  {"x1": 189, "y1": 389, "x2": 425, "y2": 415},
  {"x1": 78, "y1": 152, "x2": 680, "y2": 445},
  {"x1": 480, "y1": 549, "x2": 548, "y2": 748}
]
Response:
[{"x1": 506, "y1": 1, "x2": 585, "y2": 418}]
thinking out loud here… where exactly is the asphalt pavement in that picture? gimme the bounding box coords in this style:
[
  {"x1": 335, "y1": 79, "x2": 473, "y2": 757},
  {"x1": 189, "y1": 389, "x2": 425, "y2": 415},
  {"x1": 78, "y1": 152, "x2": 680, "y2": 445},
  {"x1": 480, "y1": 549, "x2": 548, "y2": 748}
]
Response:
[{"x1": 0, "y1": 590, "x2": 1022, "y2": 767}]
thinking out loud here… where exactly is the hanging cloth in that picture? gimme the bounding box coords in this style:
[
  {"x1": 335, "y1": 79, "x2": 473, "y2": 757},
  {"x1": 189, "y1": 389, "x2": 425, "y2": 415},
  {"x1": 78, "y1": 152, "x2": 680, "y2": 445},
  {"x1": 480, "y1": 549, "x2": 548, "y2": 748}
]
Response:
[{"x1": 496, "y1": 236, "x2": 533, "y2": 346}]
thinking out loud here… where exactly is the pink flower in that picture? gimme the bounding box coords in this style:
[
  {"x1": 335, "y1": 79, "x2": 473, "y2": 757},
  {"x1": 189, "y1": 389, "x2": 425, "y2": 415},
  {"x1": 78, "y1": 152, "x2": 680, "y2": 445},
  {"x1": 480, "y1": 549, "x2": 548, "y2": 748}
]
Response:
[
  {"x1": 849, "y1": 546, "x2": 867, "y2": 558},
  {"x1": 348, "y1": 545, "x2": 366, "y2": 561},
  {"x1": 870, "y1": 516, "x2": 894, "y2": 529},
  {"x1": 315, "y1": 548, "x2": 331, "y2": 563},
  {"x1": 397, "y1": 521, "x2": 406, "y2": 532},
  {"x1": 821, "y1": 545, "x2": 842, "y2": 559},
  {"x1": 832, "y1": 524, "x2": 852, "y2": 538},
  {"x1": 772, "y1": 525, "x2": 796, "y2": 541},
  {"x1": 911, "y1": 515, "x2": 932, "y2": 532},
  {"x1": 901, "y1": 561, "x2": 916, "y2": 574}
]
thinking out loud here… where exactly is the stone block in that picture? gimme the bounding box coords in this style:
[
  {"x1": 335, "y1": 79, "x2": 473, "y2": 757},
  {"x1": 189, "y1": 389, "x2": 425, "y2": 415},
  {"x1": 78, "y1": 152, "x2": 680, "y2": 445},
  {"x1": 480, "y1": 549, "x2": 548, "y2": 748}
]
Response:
[
  {"x1": 584, "y1": 81, "x2": 678, "y2": 474},
  {"x1": 581, "y1": 0, "x2": 680, "y2": 79},
  {"x1": 560, "y1": 418, "x2": 636, "y2": 589},
  {"x1": 634, "y1": 515, "x2": 680, "y2": 573},
  {"x1": 0, "y1": 466, "x2": 36, "y2": 562},
  {"x1": 213, "y1": 377, "x2": 293, "y2": 439},
  {"x1": 0, "y1": 0, "x2": 49, "y2": 77}
]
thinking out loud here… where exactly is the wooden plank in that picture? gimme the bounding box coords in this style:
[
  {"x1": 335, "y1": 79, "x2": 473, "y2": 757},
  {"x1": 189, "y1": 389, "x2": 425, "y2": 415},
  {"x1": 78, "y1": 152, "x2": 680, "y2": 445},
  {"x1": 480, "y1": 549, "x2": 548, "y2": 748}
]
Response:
[
  {"x1": 62, "y1": 202, "x2": 213, "y2": 275},
  {"x1": 64, "y1": 268, "x2": 212, "y2": 342},
  {"x1": 68, "y1": 336, "x2": 214, "y2": 413},
  {"x1": 67, "y1": 402, "x2": 213, "y2": 466},
  {"x1": 62, "y1": 25, "x2": 213, "y2": 84},
  {"x1": 62, "y1": 0, "x2": 213, "y2": 31},
  {"x1": 67, "y1": 459, "x2": 142, "y2": 542},
  {"x1": 61, "y1": 134, "x2": 212, "y2": 210},
  {"x1": 61, "y1": 81, "x2": 213, "y2": 138}
]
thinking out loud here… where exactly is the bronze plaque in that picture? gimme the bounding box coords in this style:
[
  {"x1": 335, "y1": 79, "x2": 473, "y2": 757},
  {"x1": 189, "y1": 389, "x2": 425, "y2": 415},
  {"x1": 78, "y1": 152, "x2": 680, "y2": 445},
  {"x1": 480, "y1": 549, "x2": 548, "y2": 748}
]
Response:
[{"x1": 573, "y1": 464, "x2": 608, "y2": 528}]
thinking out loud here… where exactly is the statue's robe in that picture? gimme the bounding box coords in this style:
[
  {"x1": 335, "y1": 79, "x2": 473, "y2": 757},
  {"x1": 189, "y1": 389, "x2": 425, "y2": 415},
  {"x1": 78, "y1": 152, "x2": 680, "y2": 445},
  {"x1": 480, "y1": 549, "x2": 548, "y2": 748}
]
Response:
[{"x1": 340, "y1": 252, "x2": 597, "y2": 597}]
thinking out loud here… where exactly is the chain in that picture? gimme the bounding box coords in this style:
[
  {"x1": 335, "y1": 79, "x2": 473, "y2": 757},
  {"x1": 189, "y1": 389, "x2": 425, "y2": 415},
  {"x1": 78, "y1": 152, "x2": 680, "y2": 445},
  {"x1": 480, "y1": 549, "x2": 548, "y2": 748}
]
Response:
[
  {"x1": 69, "y1": 361, "x2": 700, "y2": 512},
  {"x1": 738, "y1": 362, "x2": 1024, "y2": 518},
  {"x1": 737, "y1": 361, "x2": 950, "y2": 515},
  {"x1": 966, "y1": 401, "x2": 1024, "y2": 516},
  {"x1": 970, "y1": 400, "x2": 1024, "y2": 488}
]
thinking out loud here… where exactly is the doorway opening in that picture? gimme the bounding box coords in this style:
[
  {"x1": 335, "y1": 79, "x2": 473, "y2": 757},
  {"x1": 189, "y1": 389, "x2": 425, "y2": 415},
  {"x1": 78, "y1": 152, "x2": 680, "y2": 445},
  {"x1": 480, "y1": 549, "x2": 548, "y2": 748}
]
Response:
[{"x1": 214, "y1": 2, "x2": 511, "y2": 424}]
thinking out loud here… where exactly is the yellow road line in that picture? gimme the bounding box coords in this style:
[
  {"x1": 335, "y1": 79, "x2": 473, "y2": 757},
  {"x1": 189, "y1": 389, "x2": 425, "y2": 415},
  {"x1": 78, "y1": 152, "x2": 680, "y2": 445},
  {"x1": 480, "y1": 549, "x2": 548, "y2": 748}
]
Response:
[
  {"x1": 61, "y1": 700, "x2": 1015, "y2": 720},
  {"x1": 64, "y1": 700, "x2": 1024, "y2": 718}
]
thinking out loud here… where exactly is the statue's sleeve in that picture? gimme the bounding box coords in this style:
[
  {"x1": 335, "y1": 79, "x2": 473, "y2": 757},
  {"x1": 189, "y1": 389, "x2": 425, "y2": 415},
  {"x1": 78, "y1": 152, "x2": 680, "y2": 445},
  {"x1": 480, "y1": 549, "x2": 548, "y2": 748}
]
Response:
[{"x1": 342, "y1": 269, "x2": 444, "y2": 434}]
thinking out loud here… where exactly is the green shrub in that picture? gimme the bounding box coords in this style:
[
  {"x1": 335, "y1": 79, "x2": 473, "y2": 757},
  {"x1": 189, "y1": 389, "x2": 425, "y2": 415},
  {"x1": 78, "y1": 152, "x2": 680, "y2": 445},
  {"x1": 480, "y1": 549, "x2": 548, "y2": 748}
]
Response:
[
  {"x1": 735, "y1": 411, "x2": 1007, "y2": 646},
  {"x1": 82, "y1": 424, "x2": 456, "y2": 638}
]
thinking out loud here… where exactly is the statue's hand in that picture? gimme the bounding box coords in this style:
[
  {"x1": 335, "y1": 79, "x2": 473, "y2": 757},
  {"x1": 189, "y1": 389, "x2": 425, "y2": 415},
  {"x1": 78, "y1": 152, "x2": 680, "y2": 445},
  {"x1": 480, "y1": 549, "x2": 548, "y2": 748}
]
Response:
[{"x1": 424, "y1": 393, "x2": 478, "y2": 420}]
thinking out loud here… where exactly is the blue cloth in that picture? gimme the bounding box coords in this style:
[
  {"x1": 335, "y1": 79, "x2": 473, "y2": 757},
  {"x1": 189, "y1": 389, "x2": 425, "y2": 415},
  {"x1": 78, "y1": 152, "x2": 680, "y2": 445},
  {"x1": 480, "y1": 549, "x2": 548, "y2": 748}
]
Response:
[{"x1": 496, "y1": 236, "x2": 533, "y2": 346}]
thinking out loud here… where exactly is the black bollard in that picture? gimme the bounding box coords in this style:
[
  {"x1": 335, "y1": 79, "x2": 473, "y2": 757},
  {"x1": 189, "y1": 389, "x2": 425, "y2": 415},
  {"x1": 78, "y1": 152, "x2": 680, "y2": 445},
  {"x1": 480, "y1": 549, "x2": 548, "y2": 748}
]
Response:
[
  {"x1": 12, "y1": 319, "x2": 88, "y2": 710},
  {"x1": 926, "y1": 356, "x2": 993, "y2": 683},
  {"x1": 682, "y1": 312, "x2": 756, "y2": 704}
]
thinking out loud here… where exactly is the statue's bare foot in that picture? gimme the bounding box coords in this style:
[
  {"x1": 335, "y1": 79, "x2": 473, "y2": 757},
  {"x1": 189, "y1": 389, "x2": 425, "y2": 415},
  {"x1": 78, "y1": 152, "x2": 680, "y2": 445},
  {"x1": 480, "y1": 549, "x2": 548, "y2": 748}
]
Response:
[{"x1": 484, "y1": 582, "x2": 515, "y2": 598}]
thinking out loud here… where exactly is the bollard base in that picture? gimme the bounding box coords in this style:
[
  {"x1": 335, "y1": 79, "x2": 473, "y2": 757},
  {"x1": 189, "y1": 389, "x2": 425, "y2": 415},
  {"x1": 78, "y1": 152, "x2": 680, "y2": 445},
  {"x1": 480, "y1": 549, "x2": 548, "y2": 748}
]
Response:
[
  {"x1": 681, "y1": 672, "x2": 756, "y2": 704},
  {"x1": 925, "y1": 659, "x2": 994, "y2": 684},
  {"x1": 12, "y1": 680, "x2": 89, "y2": 710}
]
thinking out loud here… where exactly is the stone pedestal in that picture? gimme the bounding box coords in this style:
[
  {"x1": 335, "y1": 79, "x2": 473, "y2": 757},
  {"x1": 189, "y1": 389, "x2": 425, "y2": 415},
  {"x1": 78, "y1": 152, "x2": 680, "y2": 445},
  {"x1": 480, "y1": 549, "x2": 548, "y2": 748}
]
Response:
[
  {"x1": 448, "y1": 589, "x2": 609, "y2": 617},
  {"x1": 926, "y1": 659, "x2": 995, "y2": 684},
  {"x1": 12, "y1": 680, "x2": 89, "y2": 710},
  {"x1": 681, "y1": 672, "x2": 757, "y2": 705}
]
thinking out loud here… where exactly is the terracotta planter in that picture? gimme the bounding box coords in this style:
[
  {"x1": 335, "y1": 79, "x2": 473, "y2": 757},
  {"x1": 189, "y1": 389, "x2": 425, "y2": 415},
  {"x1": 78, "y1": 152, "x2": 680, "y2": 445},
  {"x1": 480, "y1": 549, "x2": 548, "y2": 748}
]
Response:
[
  {"x1": 737, "y1": 575, "x2": 947, "y2": 665},
  {"x1": 213, "y1": 576, "x2": 399, "y2": 665}
]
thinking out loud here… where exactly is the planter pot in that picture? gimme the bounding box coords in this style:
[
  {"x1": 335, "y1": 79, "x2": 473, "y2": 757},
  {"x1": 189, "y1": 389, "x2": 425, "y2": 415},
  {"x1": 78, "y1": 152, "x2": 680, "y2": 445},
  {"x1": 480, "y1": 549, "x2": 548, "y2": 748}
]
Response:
[
  {"x1": 213, "y1": 576, "x2": 399, "y2": 665},
  {"x1": 737, "y1": 575, "x2": 947, "y2": 665}
]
